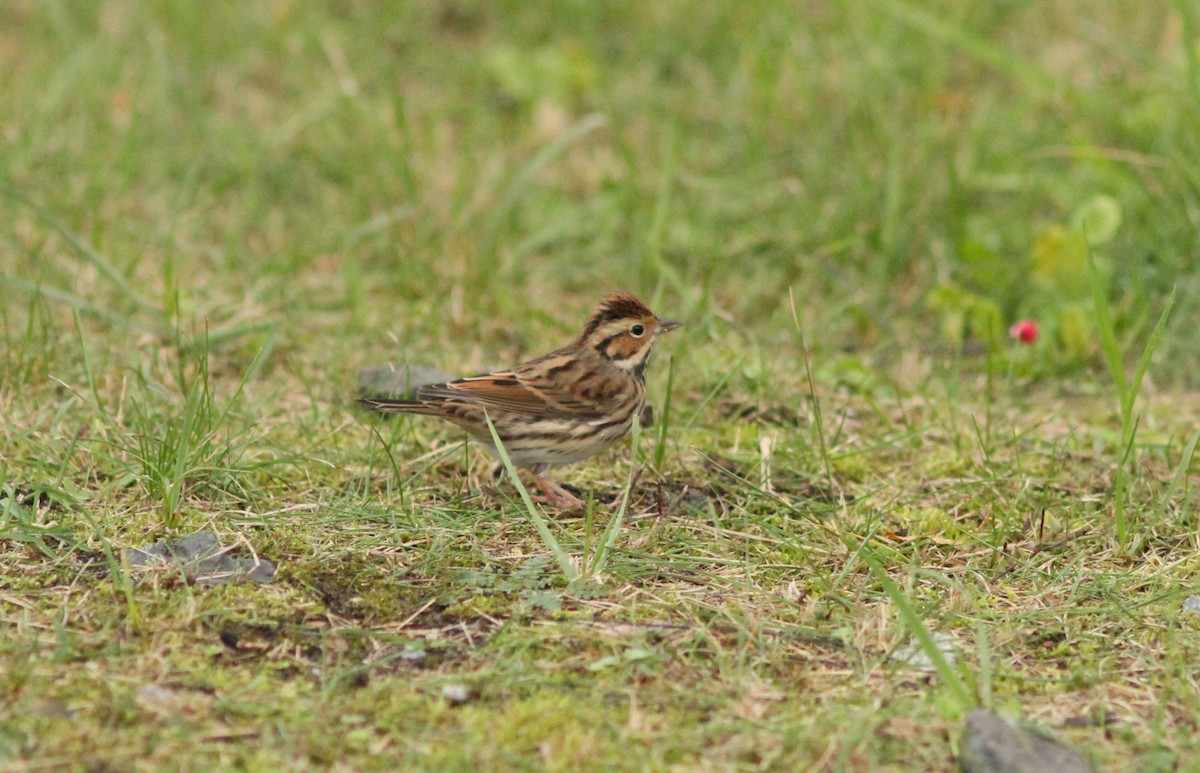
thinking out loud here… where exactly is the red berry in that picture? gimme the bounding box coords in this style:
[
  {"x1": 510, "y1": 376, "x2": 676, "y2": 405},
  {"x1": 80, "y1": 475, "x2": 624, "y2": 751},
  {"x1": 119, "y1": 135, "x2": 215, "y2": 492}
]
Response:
[{"x1": 1009, "y1": 320, "x2": 1038, "y2": 344}]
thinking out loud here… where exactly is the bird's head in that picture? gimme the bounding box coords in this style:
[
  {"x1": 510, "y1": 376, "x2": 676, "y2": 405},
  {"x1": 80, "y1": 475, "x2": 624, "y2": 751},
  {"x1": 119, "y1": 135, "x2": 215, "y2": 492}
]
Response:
[{"x1": 577, "y1": 292, "x2": 680, "y2": 375}]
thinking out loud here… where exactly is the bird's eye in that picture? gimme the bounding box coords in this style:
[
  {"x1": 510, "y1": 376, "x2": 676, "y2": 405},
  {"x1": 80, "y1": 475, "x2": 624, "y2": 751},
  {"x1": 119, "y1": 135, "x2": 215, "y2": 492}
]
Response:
[{"x1": 630, "y1": 323, "x2": 646, "y2": 337}]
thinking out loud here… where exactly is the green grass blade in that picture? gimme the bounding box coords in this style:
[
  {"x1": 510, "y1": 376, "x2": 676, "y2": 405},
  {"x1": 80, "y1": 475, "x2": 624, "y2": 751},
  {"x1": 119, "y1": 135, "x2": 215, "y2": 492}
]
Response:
[
  {"x1": 877, "y1": 0, "x2": 1059, "y2": 93},
  {"x1": 3, "y1": 182, "x2": 159, "y2": 315},
  {"x1": 3, "y1": 276, "x2": 156, "y2": 331},
  {"x1": 1177, "y1": 0, "x2": 1200, "y2": 109},
  {"x1": 653, "y1": 355, "x2": 675, "y2": 469},
  {"x1": 975, "y1": 619, "x2": 992, "y2": 710},
  {"x1": 484, "y1": 412, "x2": 578, "y2": 582},
  {"x1": 792, "y1": 289, "x2": 836, "y2": 492},
  {"x1": 589, "y1": 415, "x2": 642, "y2": 579},
  {"x1": 1089, "y1": 252, "x2": 1127, "y2": 409},
  {"x1": 861, "y1": 545, "x2": 976, "y2": 710},
  {"x1": 480, "y1": 112, "x2": 607, "y2": 267},
  {"x1": 1129, "y1": 286, "x2": 1176, "y2": 407},
  {"x1": 1163, "y1": 429, "x2": 1200, "y2": 510}
]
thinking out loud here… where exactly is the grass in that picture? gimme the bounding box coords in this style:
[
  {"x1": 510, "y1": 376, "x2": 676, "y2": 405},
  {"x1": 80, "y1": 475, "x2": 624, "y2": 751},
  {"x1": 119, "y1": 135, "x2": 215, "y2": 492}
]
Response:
[{"x1": 3, "y1": 1, "x2": 1200, "y2": 769}]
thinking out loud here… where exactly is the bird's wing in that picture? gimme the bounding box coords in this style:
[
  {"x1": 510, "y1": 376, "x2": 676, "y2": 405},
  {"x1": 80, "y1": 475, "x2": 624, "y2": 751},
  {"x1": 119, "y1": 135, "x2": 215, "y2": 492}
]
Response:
[{"x1": 417, "y1": 370, "x2": 603, "y2": 417}]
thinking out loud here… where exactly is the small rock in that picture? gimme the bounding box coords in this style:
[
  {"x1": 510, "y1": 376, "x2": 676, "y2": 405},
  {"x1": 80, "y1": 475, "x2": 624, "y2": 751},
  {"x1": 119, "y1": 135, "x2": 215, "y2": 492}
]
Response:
[
  {"x1": 441, "y1": 684, "x2": 471, "y2": 706},
  {"x1": 1181, "y1": 596, "x2": 1200, "y2": 614},
  {"x1": 960, "y1": 709, "x2": 1093, "y2": 773},
  {"x1": 30, "y1": 701, "x2": 73, "y2": 719},
  {"x1": 358, "y1": 363, "x2": 456, "y2": 400},
  {"x1": 892, "y1": 631, "x2": 957, "y2": 671},
  {"x1": 399, "y1": 645, "x2": 426, "y2": 663},
  {"x1": 123, "y1": 531, "x2": 277, "y2": 587},
  {"x1": 680, "y1": 488, "x2": 712, "y2": 513},
  {"x1": 136, "y1": 684, "x2": 180, "y2": 715}
]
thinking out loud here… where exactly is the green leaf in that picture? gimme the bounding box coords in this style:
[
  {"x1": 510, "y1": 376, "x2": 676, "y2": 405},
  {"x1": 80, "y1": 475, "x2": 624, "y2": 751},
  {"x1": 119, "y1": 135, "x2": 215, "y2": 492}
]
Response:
[
  {"x1": 1031, "y1": 225, "x2": 1090, "y2": 299},
  {"x1": 1058, "y1": 302, "x2": 1094, "y2": 360},
  {"x1": 1070, "y1": 194, "x2": 1122, "y2": 245}
]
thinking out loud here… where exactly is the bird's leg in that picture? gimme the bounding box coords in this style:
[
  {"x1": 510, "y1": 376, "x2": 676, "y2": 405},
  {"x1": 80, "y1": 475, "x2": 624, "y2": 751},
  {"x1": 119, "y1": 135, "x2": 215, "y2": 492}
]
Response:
[{"x1": 531, "y1": 474, "x2": 586, "y2": 509}]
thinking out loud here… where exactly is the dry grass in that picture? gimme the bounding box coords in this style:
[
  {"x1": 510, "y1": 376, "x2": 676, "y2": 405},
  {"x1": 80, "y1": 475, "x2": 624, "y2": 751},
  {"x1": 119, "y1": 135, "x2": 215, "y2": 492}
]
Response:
[{"x1": 4, "y1": 2, "x2": 1200, "y2": 770}]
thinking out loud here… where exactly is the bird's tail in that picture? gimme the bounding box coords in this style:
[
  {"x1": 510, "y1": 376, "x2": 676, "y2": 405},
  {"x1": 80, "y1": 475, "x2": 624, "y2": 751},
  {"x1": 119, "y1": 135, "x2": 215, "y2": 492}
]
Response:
[{"x1": 357, "y1": 397, "x2": 442, "y2": 416}]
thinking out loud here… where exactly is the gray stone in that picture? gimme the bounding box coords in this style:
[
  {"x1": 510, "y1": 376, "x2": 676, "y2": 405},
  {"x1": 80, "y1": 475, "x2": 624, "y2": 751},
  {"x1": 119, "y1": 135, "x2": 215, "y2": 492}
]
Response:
[
  {"x1": 123, "y1": 531, "x2": 277, "y2": 587},
  {"x1": 892, "y1": 631, "x2": 958, "y2": 671},
  {"x1": 135, "y1": 684, "x2": 181, "y2": 714},
  {"x1": 1181, "y1": 595, "x2": 1200, "y2": 614},
  {"x1": 399, "y1": 645, "x2": 426, "y2": 662},
  {"x1": 441, "y1": 684, "x2": 471, "y2": 706},
  {"x1": 358, "y1": 363, "x2": 456, "y2": 400},
  {"x1": 960, "y1": 710, "x2": 1093, "y2": 773}
]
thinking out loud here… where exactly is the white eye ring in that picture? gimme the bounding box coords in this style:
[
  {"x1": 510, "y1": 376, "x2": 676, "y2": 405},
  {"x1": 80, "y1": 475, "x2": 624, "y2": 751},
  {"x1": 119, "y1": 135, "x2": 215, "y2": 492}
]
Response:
[{"x1": 630, "y1": 323, "x2": 646, "y2": 337}]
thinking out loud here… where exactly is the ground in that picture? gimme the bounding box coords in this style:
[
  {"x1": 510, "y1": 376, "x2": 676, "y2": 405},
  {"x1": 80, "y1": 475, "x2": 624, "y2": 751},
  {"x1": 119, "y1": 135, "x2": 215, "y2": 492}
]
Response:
[{"x1": 3, "y1": 2, "x2": 1200, "y2": 771}]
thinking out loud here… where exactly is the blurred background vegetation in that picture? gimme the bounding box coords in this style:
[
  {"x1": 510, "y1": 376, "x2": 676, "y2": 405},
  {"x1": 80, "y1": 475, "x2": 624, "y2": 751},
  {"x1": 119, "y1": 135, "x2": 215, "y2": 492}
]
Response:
[
  {"x1": 5, "y1": 3, "x2": 1200, "y2": 769},
  {"x1": 4, "y1": 1, "x2": 1198, "y2": 390}
]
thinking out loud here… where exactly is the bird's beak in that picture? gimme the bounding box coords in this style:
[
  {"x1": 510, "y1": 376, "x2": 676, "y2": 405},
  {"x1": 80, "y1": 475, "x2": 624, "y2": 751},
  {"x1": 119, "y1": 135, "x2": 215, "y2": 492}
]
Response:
[{"x1": 658, "y1": 319, "x2": 681, "y2": 333}]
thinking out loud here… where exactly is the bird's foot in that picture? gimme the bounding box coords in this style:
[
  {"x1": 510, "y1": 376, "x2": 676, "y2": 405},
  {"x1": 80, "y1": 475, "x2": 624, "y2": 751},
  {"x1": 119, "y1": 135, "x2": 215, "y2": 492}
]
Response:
[{"x1": 532, "y1": 476, "x2": 586, "y2": 509}]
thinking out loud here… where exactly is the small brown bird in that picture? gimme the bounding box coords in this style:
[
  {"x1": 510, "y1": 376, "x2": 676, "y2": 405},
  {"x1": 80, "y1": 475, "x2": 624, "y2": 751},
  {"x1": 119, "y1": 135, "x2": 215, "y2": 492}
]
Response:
[{"x1": 359, "y1": 292, "x2": 679, "y2": 507}]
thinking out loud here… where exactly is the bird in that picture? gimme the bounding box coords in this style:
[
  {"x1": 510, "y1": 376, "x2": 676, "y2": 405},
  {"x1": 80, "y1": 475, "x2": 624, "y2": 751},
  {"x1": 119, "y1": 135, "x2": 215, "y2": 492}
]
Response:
[{"x1": 359, "y1": 292, "x2": 680, "y2": 508}]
